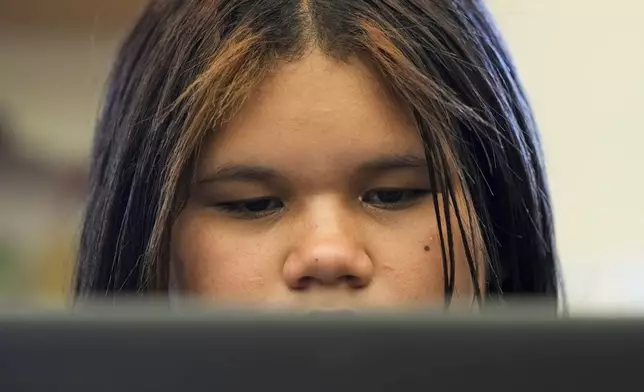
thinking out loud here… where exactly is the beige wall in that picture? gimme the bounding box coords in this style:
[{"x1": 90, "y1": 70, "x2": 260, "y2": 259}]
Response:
[
  {"x1": 1, "y1": 1, "x2": 642, "y2": 311},
  {"x1": 488, "y1": 0, "x2": 644, "y2": 312}
]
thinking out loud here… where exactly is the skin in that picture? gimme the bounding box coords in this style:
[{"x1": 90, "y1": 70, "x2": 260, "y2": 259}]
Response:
[{"x1": 171, "y1": 50, "x2": 476, "y2": 310}]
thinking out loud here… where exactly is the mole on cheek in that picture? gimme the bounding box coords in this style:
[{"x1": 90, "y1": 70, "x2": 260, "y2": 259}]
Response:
[{"x1": 423, "y1": 245, "x2": 430, "y2": 252}]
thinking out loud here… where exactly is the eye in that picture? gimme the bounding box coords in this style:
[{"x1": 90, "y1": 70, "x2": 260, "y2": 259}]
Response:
[
  {"x1": 360, "y1": 188, "x2": 430, "y2": 210},
  {"x1": 215, "y1": 197, "x2": 284, "y2": 219}
]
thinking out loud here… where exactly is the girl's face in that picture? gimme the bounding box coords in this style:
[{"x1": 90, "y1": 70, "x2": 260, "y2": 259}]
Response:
[{"x1": 171, "y1": 50, "x2": 477, "y2": 310}]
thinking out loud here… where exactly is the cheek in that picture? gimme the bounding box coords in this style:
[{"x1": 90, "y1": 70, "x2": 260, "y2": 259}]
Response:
[
  {"x1": 370, "y1": 207, "x2": 475, "y2": 302},
  {"x1": 368, "y1": 222, "x2": 444, "y2": 301},
  {"x1": 170, "y1": 207, "x2": 281, "y2": 301}
]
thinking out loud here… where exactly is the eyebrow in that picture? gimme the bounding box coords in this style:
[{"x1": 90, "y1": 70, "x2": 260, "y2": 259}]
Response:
[
  {"x1": 198, "y1": 164, "x2": 282, "y2": 184},
  {"x1": 358, "y1": 154, "x2": 428, "y2": 172},
  {"x1": 197, "y1": 154, "x2": 428, "y2": 185}
]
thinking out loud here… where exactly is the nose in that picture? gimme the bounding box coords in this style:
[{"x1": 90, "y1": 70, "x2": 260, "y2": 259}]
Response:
[{"x1": 282, "y1": 210, "x2": 374, "y2": 290}]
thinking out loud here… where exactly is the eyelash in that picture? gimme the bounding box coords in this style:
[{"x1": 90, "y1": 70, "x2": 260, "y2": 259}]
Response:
[
  {"x1": 214, "y1": 188, "x2": 431, "y2": 219},
  {"x1": 360, "y1": 188, "x2": 431, "y2": 210},
  {"x1": 215, "y1": 197, "x2": 285, "y2": 219}
]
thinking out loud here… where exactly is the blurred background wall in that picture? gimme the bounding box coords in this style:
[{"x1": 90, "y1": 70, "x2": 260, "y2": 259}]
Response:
[{"x1": 0, "y1": 0, "x2": 642, "y2": 312}]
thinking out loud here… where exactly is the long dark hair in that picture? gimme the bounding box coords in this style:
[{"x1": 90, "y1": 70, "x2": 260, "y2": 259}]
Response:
[{"x1": 75, "y1": 0, "x2": 561, "y2": 305}]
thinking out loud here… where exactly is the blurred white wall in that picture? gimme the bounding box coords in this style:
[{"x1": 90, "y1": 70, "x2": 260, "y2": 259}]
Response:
[
  {"x1": 0, "y1": 1, "x2": 642, "y2": 311},
  {"x1": 488, "y1": 0, "x2": 644, "y2": 312}
]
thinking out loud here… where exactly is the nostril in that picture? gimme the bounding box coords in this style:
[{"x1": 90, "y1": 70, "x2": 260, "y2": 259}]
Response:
[
  {"x1": 294, "y1": 276, "x2": 315, "y2": 290},
  {"x1": 340, "y1": 275, "x2": 365, "y2": 288}
]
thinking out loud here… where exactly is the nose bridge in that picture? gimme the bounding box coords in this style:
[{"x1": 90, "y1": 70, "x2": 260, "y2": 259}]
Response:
[
  {"x1": 282, "y1": 196, "x2": 373, "y2": 290},
  {"x1": 305, "y1": 196, "x2": 354, "y2": 237}
]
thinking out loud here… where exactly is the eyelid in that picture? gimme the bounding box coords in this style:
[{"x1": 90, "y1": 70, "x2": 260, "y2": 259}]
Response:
[
  {"x1": 360, "y1": 188, "x2": 432, "y2": 209},
  {"x1": 361, "y1": 187, "x2": 433, "y2": 195},
  {"x1": 213, "y1": 196, "x2": 284, "y2": 219}
]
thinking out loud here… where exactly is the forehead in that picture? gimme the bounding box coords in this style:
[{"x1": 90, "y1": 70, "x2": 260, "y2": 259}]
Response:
[{"x1": 198, "y1": 50, "x2": 423, "y2": 173}]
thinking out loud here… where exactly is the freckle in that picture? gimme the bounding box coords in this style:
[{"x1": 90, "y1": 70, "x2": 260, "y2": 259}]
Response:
[
  {"x1": 314, "y1": 258, "x2": 319, "y2": 263},
  {"x1": 424, "y1": 245, "x2": 430, "y2": 252}
]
